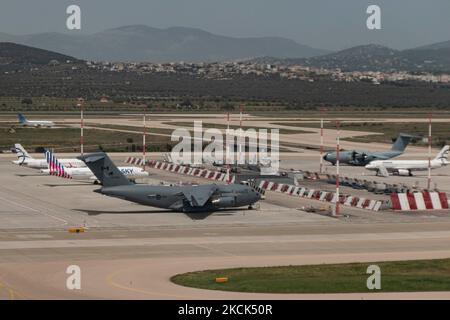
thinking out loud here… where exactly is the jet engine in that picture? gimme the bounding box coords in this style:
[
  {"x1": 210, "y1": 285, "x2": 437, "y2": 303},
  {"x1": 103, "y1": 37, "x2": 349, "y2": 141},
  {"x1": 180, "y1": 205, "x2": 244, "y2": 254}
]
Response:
[
  {"x1": 211, "y1": 196, "x2": 235, "y2": 207},
  {"x1": 397, "y1": 169, "x2": 411, "y2": 176}
]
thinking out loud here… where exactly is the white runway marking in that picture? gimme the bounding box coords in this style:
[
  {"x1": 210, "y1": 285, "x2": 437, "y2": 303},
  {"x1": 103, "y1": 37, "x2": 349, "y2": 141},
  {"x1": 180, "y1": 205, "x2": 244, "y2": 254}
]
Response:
[
  {"x1": 0, "y1": 193, "x2": 69, "y2": 226},
  {"x1": 1, "y1": 231, "x2": 450, "y2": 250}
]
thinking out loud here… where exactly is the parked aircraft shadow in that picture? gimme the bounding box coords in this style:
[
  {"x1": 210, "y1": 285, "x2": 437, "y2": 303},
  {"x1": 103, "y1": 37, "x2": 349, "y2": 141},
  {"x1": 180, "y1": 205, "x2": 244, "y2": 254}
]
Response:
[
  {"x1": 184, "y1": 209, "x2": 241, "y2": 220},
  {"x1": 15, "y1": 174, "x2": 45, "y2": 177},
  {"x1": 74, "y1": 209, "x2": 170, "y2": 215},
  {"x1": 43, "y1": 183, "x2": 93, "y2": 187},
  {"x1": 184, "y1": 212, "x2": 215, "y2": 220},
  {"x1": 74, "y1": 208, "x2": 240, "y2": 220}
]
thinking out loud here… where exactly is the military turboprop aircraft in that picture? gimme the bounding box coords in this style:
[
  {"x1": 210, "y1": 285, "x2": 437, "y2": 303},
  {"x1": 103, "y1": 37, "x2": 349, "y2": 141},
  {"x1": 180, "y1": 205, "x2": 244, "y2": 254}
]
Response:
[
  {"x1": 323, "y1": 133, "x2": 413, "y2": 166},
  {"x1": 78, "y1": 152, "x2": 262, "y2": 213}
]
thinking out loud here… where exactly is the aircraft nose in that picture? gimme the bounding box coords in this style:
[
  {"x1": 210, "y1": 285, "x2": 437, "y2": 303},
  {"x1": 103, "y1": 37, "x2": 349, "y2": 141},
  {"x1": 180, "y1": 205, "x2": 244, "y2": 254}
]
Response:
[
  {"x1": 323, "y1": 154, "x2": 328, "y2": 161},
  {"x1": 254, "y1": 189, "x2": 263, "y2": 201}
]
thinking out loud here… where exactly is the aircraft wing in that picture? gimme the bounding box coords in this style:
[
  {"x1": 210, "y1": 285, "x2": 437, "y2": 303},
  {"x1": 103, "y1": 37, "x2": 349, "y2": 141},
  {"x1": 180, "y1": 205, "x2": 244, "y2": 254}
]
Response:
[
  {"x1": 168, "y1": 199, "x2": 185, "y2": 211},
  {"x1": 182, "y1": 184, "x2": 218, "y2": 207},
  {"x1": 370, "y1": 153, "x2": 391, "y2": 161}
]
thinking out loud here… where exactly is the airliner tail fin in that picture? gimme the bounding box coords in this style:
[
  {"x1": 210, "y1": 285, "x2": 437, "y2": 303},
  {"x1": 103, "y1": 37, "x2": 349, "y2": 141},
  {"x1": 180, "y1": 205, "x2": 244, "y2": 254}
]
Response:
[{"x1": 45, "y1": 150, "x2": 72, "y2": 179}]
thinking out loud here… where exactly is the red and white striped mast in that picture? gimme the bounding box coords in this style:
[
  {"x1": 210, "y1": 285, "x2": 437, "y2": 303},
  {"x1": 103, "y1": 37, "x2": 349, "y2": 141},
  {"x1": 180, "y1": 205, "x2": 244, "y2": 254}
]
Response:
[
  {"x1": 78, "y1": 98, "x2": 84, "y2": 156},
  {"x1": 427, "y1": 113, "x2": 432, "y2": 190},
  {"x1": 239, "y1": 105, "x2": 244, "y2": 164},
  {"x1": 335, "y1": 120, "x2": 340, "y2": 216},
  {"x1": 143, "y1": 113, "x2": 147, "y2": 169},
  {"x1": 239, "y1": 105, "x2": 243, "y2": 128},
  {"x1": 319, "y1": 108, "x2": 324, "y2": 174},
  {"x1": 225, "y1": 112, "x2": 231, "y2": 171}
]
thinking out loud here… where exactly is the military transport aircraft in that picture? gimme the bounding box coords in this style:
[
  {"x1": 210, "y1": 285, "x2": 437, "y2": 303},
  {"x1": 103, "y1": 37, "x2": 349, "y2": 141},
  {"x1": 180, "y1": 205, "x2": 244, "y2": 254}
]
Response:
[
  {"x1": 78, "y1": 152, "x2": 262, "y2": 213},
  {"x1": 323, "y1": 133, "x2": 414, "y2": 166}
]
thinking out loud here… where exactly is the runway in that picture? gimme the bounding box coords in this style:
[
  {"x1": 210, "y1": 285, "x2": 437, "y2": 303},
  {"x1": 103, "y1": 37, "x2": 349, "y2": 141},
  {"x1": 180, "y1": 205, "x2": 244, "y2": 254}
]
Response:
[
  {"x1": 3, "y1": 112, "x2": 445, "y2": 155},
  {"x1": 1, "y1": 153, "x2": 450, "y2": 299},
  {"x1": 2, "y1": 225, "x2": 450, "y2": 299}
]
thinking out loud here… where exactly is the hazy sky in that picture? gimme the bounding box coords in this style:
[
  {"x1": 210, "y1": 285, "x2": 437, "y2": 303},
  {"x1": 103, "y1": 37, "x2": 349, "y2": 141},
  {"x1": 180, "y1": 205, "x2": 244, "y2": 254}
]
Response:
[{"x1": 1, "y1": 0, "x2": 449, "y2": 50}]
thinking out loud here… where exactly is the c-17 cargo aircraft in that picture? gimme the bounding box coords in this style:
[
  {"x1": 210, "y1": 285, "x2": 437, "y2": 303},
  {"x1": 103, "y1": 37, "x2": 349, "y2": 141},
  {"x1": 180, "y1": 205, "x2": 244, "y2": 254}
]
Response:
[
  {"x1": 17, "y1": 113, "x2": 55, "y2": 128},
  {"x1": 78, "y1": 152, "x2": 262, "y2": 213},
  {"x1": 323, "y1": 133, "x2": 414, "y2": 166},
  {"x1": 365, "y1": 145, "x2": 449, "y2": 177}
]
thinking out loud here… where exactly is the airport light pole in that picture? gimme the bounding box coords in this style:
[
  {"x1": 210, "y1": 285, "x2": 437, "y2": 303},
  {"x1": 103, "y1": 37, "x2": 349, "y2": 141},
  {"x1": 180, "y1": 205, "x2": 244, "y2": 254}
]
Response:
[
  {"x1": 319, "y1": 108, "x2": 324, "y2": 174},
  {"x1": 239, "y1": 105, "x2": 244, "y2": 165},
  {"x1": 335, "y1": 120, "x2": 340, "y2": 217},
  {"x1": 143, "y1": 113, "x2": 147, "y2": 170},
  {"x1": 78, "y1": 98, "x2": 84, "y2": 156},
  {"x1": 239, "y1": 105, "x2": 243, "y2": 128},
  {"x1": 427, "y1": 113, "x2": 432, "y2": 190}
]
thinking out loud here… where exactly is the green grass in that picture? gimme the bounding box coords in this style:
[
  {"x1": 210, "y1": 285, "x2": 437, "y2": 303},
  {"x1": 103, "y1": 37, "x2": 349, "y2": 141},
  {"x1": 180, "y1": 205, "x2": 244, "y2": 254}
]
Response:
[
  {"x1": 171, "y1": 258, "x2": 450, "y2": 293},
  {"x1": 272, "y1": 121, "x2": 450, "y2": 147},
  {"x1": 3, "y1": 96, "x2": 450, "y2": 116},
  {"x1": 87, "y1": 123, "x2": 175, "y2": 136},
  {"x1": 164, "y1": 122, "x2": 313, "y2": 135},
  {"x1": 0, "y1": 127, "x2": 172, "y2": 152}
]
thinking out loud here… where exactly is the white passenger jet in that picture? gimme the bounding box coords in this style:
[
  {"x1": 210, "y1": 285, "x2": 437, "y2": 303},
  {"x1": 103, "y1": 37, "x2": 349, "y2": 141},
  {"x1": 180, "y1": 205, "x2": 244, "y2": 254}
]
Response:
[
  {"x1": 12, "y1": 144, "x2": 85, "y2": 169},
  {"x1": 365, "y1": 145, "x2": 449, "y2": 177},
  {"x1": 18, "y1": 114, "x2": 55, "y2": 128},
  {"x1": 42, "y1": 150, "x2": 149, "y2": 183}
]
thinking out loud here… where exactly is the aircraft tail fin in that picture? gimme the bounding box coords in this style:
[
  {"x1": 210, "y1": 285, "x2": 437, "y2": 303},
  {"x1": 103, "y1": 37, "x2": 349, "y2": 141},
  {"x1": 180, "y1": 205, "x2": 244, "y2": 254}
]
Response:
[
  {"x1": 78, "y1": 152, "x2": 132, "y2": 187},
  {"x1": 434, "y1": 145, "x2": 449, "y2": 163},
  {"x1": 17, "y1": 113, "x2": 27, "y2": 124},
  {"x1": 391, "y1": 133, "x2": 413, "y2": 152},
  {"x1": 14, "y1": 143, "x2": 32, "y2": 161},
  {"x1": 45, "y1": 150, "x2": 72, "y2": 179}
]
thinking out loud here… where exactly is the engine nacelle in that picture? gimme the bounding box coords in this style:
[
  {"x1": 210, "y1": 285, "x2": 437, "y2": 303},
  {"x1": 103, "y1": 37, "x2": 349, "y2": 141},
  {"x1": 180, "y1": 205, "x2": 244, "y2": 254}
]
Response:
[
  {"x1": 397, "y1": 169, "x2": 411, "y2": 176},
  {"x1": 212, "y1": 196, "x2": 235, "y2": 207}
]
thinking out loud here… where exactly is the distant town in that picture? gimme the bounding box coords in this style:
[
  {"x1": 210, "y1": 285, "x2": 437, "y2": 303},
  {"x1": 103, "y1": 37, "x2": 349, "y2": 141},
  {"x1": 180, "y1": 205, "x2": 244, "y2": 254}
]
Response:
[{"x1": 82, "y1": 60, "x2": 450, "y2": 85}]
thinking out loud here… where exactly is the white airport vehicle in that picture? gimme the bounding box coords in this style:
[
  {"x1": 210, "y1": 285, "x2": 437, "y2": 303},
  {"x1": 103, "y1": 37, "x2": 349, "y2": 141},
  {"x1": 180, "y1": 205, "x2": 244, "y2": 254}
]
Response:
[
  {"x1": 12, "y1": 144, "x2": 85, "y2": 169},
  {"x1": 17, "y1": 113, "x2": 55, "y2": 128},
  {"x1": 43, "y1": 150, "x2": 149, "y2": 183},
  {"x1": 163, "y1": 153, "x2": 203, "y2": 168},
  {"x1": 365, "y1": 145, "x2": 449, "y2": 177}
]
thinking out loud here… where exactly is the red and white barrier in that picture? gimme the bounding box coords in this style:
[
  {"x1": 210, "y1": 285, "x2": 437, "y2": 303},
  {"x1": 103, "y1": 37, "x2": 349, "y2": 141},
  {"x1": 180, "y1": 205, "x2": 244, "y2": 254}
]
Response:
[
  {"x1": 256, "y1": 179, "x2": 384, "y2": 212},
  {"x1": 126, "y1": 157, "x2": 145, "y2": 166},
  {"x1": 390, "y1": 192, "x2": 449, "y2": 211},
  {"x1": 126, "y1": 157, "x2": 236, "y2": 184}
]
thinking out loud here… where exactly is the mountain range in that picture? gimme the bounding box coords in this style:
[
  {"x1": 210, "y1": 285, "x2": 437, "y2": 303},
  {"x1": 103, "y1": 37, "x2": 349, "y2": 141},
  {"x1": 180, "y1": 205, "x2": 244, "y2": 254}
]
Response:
[
  {"x1": 255, "y1": 43, "x2": 450, "y2": 72},
  {"x1": 1, "y1": 25, "x2": 449, "y2": 72},
  {"x1": 0, "y1": 25, "x2": 329, "y2": 63},
  {"x1": 0, "y1": 42, "x2": 80, "y2": 68}
]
